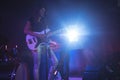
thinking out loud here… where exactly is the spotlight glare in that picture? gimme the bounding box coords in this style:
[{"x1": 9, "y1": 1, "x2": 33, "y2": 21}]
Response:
[{"x1": 66, "y1": 28, "x2": 79, "y2": 42}]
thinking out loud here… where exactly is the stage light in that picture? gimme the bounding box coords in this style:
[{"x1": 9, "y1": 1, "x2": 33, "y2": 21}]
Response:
[
  {"x1": 65, "y1": 27, "x2": 79, "y2": 42},
  {"x1": 59, "y1": 24, "x2": 89, "y2": 49},
  {"x1": 62, "y1": 24, "x2": 87, "y2": 43}
]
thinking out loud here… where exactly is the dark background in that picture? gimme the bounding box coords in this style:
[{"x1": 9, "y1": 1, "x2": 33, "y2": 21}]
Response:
[{"x1": 0, "y1": 0, "x2": 120, "y2": 78}]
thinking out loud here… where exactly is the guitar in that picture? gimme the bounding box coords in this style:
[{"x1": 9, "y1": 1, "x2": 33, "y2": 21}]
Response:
[{"x1": 26, "y1": 28, "x2": 65, "y2": 50}]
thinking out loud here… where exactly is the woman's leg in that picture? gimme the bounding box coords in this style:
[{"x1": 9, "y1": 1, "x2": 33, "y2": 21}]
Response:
[
  {"x1": 48, "y1": 48, "x2": 58, "y2": 80},
  {"x1": 32, "y1": 51, "x2": 40, "y2": 80}
]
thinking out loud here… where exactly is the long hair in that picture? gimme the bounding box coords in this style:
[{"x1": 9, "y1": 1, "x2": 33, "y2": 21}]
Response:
[{"x1": 33, "y1": 4, "x2": 47, "y2": 16}]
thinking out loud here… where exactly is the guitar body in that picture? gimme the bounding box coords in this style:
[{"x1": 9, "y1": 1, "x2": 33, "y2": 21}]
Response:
[
  {"x1": 26, "y1": 34, "x2": 38, "y2": 50},
  {"x1": 26, "y1": 28, "x2": 50, "y2": 50},
  {"x1": 26, "y1": 35, "x2": 59, "y2": 51},
  {"x1": 25, "y1": 28, "x2": 63, "y2": 51}
]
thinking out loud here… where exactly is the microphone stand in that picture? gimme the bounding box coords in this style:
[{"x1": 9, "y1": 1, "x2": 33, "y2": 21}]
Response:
[
  {"x1": 44, "y1": 27, "x2": 48, "y2": 80},
  {"x1": 40, "y1": 16, "x2": 49, "y2": 80}
]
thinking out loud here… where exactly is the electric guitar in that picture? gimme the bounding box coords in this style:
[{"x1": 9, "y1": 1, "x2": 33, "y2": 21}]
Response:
[{"x1": 26, "y1": 28, "x2": 65, "y2": 50}]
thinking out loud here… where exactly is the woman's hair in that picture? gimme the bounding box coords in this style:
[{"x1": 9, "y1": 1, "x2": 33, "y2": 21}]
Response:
[{"x1": 33, "y1": 6, "x2": 46, "y2": 16}]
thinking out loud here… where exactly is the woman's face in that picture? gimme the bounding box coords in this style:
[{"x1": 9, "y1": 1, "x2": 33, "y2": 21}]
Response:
[{"x1": 39, "y1": 8, "x2": 46, "y2": 17}]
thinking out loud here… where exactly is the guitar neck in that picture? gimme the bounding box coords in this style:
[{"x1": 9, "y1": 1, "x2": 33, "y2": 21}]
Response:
[{"x1": 47, "y1": 28, "x2": 65, "y2": 37}]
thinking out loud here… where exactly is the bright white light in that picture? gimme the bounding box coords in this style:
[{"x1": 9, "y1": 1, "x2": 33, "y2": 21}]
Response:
[
  {"x1": 66, "y1": 28, "x2": 79, "y2": 42},
  {"x1": 60, "y1": 24, "x2": 88, "y2": 45},
  {"x1": 62, "y1": 24, "x2": 82, "y2": 43},
  {"x1": 59, "y1": 23, "x2": 89, "y2": 49}
]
